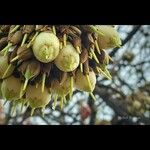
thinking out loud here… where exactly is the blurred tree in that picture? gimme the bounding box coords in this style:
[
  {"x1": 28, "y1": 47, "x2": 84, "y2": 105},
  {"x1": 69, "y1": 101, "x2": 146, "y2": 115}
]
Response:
[{"x1": 0, "y1": 25, "x2": 150, "y2": 125}]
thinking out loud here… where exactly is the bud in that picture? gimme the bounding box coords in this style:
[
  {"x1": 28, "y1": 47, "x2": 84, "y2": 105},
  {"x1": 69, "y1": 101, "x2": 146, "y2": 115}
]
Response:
[
  {"x1": 0, "y1": 25, "x2": 11, "y2": 33},
  {"x1": 0, "y1": 37, "x2": 8, "y2": 50},
  {"x1": 11, "y1": 44, "x2": 33, "y2": 63},
  {"x1": 18, "y1": 60, "x2": 41, "y2": 91},
  {"x1": 9, "y1": 30, "x2": 23, "y2": 45},
  {"x1": 23, "y1": 25, "x2": 35, "y2": 34},
  {"x1": 97, "y1": 49, "x2": 109, "y2": 65},
  {"x1": 80, "y1": 48, "x2": 88, "y2": 64}
]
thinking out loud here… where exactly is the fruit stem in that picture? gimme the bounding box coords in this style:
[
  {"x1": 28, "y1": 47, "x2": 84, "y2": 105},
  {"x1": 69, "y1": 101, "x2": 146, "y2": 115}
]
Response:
[
  {"x1": 1, "y1": 43, "x2": 12, "y2": 56},
  {"x1": 63, "y1": 34, "x2": 67, "y2": 47},
  {"x1": 2, "y1": 64, "x2": 12, "y2": 79},
  {"x1": 11, "y1": 101, "x2": 17, "y2": 116},
  {"x1": 108, "y1": 55, "x2": 114, "y2": 63},
  {"x1": 26, "y1": 102, "x2": 30, "y2": 108},
  {"x1": 94, "y1": 40, "x2": 101, "y2": 54},
  {"x1": 69, "y1": 76, "x2": 74, "y2": 99},
  {"x1": 90, "y1": 92, "x2": 96, "y2": 101},
  {"x1": 63, "y1": 96, "x2": 67, "y2": 104},
  {"x1": 21, "y1": 33, "x2": 28, "y2": 46},
  {"x1": 76, "y1": 46, "x2": 81, "y2": 54},
  {"x1": 60, "y1": 42, "x2": 63, "y2": 49},
  {"x1": 41, "y1": 107, "x2": 45, "y2": 117},
  {"x1": 19, "y1": 84, "x2": 24, "y2": 98},
  {"x1": 42, "y1": 73, "x2": 46, "y2": 93},
  {"x1": 27, "y1": 32, "x2": 39, "y2": 48},
  {"x1": 90, "y1": 48, "x2": 99, "y2": 64},
  {"x1": 60, "y1": 97, "x2": 64, "y2": 110},
  {"x1": 97, "y1": 67, "x2": 112, "y2": 80},
  {"x1": 52, "y1": 26, "x2": 56, "y2": 35},
  {"x1": 36, "y1": 83, "x2": 39, "y2": 88},
  {"x1": 80, "y1": 63, "x2": 83, "y2": 72},
  {"x1": 89, "y1": 52, "x2": 92, "y2": 59},
  {"x1": 30, "y1": 108, "x2": 35, "y2": 116},
  {"x1": 21, "y1": 100, "x2": 26, "y2": 113},
  {"x1": 23, "y1": 78, "x2": 28, "y2": 91},
  {"x1": 86, "y1": 74, "x2": 92, "y2": 92},
  {"x1": 10, "y1": 25, "x2": 20, "y2": 34},
  {"x1": 10, "y1": 55, "x2": 19, "y2": 63},
  {"x1": 52, "y1": 94, "x2": 58, "y2": 110}
]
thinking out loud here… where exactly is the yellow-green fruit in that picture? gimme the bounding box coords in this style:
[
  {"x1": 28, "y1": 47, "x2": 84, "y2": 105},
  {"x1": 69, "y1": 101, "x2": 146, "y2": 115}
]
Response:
[
  {"x1": 32, "y1": 32, "x2": 60, "y2": 63},
  {"x1": 54, "y1": 43, "x2": 80, "y2": 72},
  {"x1": 133, "y1": 100, "x2": 142, "y2": 110},
  {"x1": 127, "y1": 106, "x2": 134, "y2": 114},
  {"x1": 96, "y1": 25, "x2": 121, "y2": 49},
  {"x1": 74, "y1": 70, "x2": 96, "y2": 92},
  {"x1": 26, "y1": 84, "x2": 51, "y2": 108},
  {"x1": 51, "y1": 77, "x2": 72, "y2": 97},
  {"x1": 139, "y1": 108, "x2": 145, "y2": 115},
  {"x1": 0, "y1": 54, "x2": 15, "y2": 79},
  {"x1": 1, "y1": 76, "x2": 24, "y2": 101}
]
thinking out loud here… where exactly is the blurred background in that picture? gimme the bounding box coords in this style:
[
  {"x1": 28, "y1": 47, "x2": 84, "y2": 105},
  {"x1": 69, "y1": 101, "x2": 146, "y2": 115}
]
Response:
[{"x1": 0, "y1": 25, "x2": 150, "y2": 125}]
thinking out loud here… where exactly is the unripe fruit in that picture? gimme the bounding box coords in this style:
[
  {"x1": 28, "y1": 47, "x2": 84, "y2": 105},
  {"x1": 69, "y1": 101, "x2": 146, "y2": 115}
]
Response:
[
  {"x1": 133, "y1": 100, "x2": 142, "y2": 110},
  {"x1": 0, "y1": 54, "x2": 15, "y2": 79},
  {"x1": 1, "y1": 76, "x2": 24, "y2": 101},
  {"x1": 74, "y1": 69, "x2": 96, "y2": 92},
  {"x1": 96, "y1": 25, "x2": 121, "y2": 49},
  {"x1": 127, "y1": 106, "x2": 134, "y2": 114},
  {"x1": 26, "y1": 84, "x2": 51, "y2": 109},
  {"x1": 0, "y1": 25, "x2": 122, "y2": 114},
  {"x1": 51, "y1": 77, "x2": 72, "y2": 97},
  {"x1": 32, "y1": 32, "x2": 60, "y2": 63},
  {"x1": 55, "y1": 43, "x2": 80, "y2": 72}
]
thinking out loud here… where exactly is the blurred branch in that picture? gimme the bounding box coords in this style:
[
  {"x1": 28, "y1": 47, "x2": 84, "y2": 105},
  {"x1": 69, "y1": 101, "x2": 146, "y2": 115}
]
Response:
[
  {"x1": 94, "y1": 85, "x2": 129, "y2": 116},
  {"x1": 88, "y1": 96, "x2": 96, "y2": 125}
]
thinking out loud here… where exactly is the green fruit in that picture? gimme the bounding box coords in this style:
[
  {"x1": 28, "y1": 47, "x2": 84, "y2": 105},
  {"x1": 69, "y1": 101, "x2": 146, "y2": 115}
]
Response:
[
  {"x1": 0, "y1": 54, "x2": 15, "y2": 79},
  {"x1": 127, "y1": 106, "x2": 134, "y2": 114},
  {"x1": 74, "y1": 69, "x2": 96, "y2": 92},
  {"x1": 32, "y1": 32, "x2": 60, "y2": 63},
  {"x1": 133, "y1": 100, "x2": 142, "y2": 110},
  {"x1": 51, "y1": 77, "x2": 72, "y2": 97},
  {"x1": 26, "y1": 84, "x2": 51, "y2": 109},
  {"x1": 96, "y1": 25, "x2": 121, "y2": 49},
  {"x1": 55, "y1": 43, "x2": 80, "y2": 72},
  {"x1": 1, "y1": 76, "x2": 24, "y2": 101}
]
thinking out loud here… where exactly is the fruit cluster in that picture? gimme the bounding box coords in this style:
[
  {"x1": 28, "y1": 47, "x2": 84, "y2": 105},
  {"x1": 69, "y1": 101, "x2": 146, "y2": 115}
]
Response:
[
  {"x1": 127, "y1": 91, "x2": 150, "y2": 116},
  {"x1": 0, "y1": 25, "x2": 121, "y2": 115}
]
